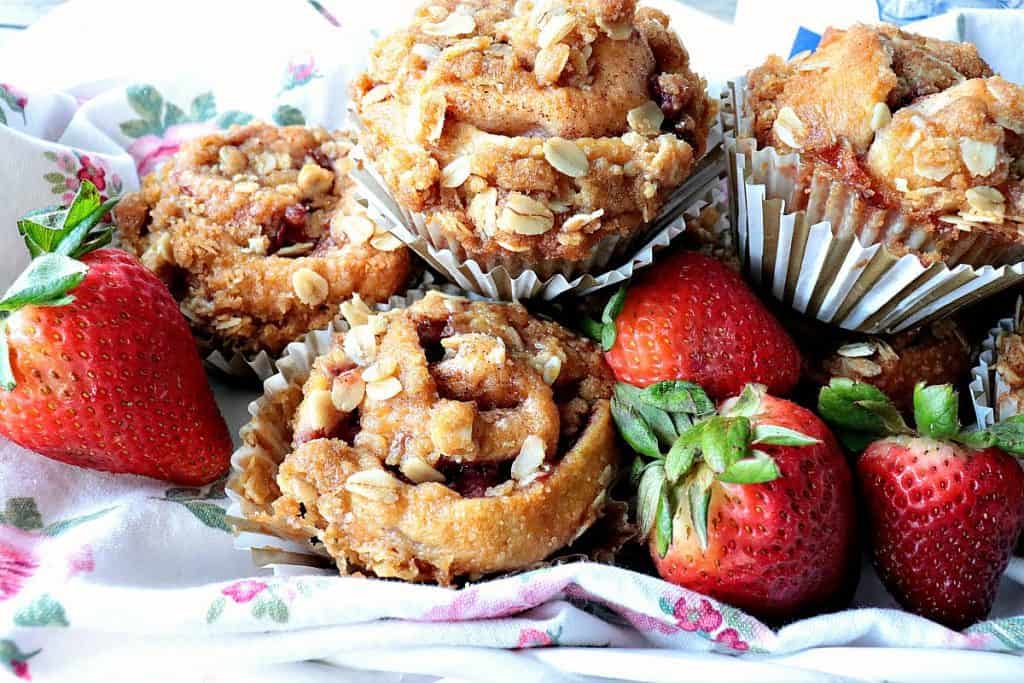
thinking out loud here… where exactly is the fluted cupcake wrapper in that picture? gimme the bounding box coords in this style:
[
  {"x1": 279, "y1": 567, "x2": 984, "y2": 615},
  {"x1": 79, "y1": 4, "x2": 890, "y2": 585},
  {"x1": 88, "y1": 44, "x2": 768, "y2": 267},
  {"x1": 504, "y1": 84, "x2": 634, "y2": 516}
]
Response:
[
  {"x1": 725, "y1": 80, "x2": 1024, "y2": 334},
  {"x1": 969, "y1": 299, "x2": 1022, "y2": 429},
  {"x1": 225, "y1": 286, "x2": 634, "y2": 578},
  {"x1": 348, "y1": 111, "x2": 725, "y2": 301}
]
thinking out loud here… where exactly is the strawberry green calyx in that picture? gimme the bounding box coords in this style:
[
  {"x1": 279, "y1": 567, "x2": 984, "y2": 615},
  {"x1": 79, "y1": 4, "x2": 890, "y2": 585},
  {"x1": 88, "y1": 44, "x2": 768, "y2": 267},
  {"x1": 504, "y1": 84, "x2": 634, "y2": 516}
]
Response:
[
  {"x1": 615, "y1": 382, "x2": 820, "y2": 556},
  {"x1": 581, "y1": 286, "x2": 627, "y2": 351},
  {"x1": 0, "y1": 181, "x2": 118, "y2": 390},
  {"x1": 818, "y1": 378, "x2": 1024, "y2": 456}
]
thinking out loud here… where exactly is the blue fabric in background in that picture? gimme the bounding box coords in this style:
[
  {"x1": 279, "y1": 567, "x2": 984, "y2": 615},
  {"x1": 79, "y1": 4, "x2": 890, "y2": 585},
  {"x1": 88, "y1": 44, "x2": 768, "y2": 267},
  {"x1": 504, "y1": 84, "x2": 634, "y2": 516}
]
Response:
[
  {"x1": 788, "y1": 26, "x2": 822, "y2": 57},
  {"x1": 877, "y1": 0, "x2": 1022, "y2": 23}
]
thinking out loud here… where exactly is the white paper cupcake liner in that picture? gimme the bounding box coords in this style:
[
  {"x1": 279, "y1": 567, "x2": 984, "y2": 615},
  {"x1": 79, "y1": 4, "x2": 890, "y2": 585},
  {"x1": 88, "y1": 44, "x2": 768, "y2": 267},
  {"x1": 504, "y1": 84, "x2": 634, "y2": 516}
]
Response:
[
  {"x1": 724, "y1": 80, "x2": 1024, "y2": 334},
  {"x1": 348, "y1": 112, "x2": 725, "y2": 301},
  {"x1": 969, "y1": 298, "x2": 1022, "y2": 428}
]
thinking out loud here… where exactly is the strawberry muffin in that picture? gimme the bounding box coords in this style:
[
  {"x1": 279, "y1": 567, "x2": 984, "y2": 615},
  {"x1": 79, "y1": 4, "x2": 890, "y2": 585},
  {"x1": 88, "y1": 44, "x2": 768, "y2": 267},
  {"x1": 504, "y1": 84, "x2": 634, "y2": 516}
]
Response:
[
  {"x1": 115, "y1": 123, "x2": 411, "y2": 357},
  {"x1": 230, "y1": 290, "x2": 619, "y2": 583},
  {"x1": 743, "y1": 23, "x2": 1024, "y2": 267},
  {"x1": 350, "y1": 0, "x2": 714, "y2": 274}
]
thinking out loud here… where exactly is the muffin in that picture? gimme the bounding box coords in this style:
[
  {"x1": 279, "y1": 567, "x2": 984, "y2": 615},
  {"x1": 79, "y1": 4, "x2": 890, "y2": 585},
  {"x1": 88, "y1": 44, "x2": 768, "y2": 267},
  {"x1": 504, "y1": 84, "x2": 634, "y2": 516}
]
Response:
[
  {"x1": 350, "y1": 0, "x2": 714, "y2": 278},
  {"x1": 743, "y1": 23, "x2": 1024, "y2": 267},
  {"x1": 806, "y1": 318, "x2": 970, "y2": 413},
  {"x1": 230, "y1": 290, "x2": 620, "y2": 583},
  {"x1": 115, "y1": 123, "x2": 412, "y2": 359}
]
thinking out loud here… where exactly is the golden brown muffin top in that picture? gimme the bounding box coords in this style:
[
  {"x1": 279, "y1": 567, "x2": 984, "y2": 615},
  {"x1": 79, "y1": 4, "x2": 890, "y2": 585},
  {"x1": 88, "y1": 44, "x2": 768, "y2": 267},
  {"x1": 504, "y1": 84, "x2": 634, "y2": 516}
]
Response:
[
  {"x1": 746, "y1": 24, "x2": 1024, "y2": 240},
  {"x1": 115, "y1": 123, "x2": 411, "y2": 356},
  {"x1": 351, "y1": 0, "x2": 714, "y2": 263}
]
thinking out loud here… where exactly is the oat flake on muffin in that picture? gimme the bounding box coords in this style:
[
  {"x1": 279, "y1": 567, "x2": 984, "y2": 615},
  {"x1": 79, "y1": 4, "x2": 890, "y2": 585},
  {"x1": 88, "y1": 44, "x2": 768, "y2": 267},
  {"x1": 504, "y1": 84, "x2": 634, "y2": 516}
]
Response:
[
  {"x1": 351, "y1": 0, "x2": 714, "y2": 266},
  {"x1": 115, "y1": 123, "x2": 411, "y2": 357}
]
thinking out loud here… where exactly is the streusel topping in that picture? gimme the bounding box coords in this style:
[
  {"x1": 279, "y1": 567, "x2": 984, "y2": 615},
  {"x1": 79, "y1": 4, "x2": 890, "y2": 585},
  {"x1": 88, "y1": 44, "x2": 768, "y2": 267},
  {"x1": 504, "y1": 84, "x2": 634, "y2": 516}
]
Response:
[
  {"x1": 246, "y1": 290, "x2": 617, "y2": 583},
  {"x1": 351, "y1": 0, "x2": 714, "y2": 263},
  {"x1": 746, "y1": 24, "x2": 1024, "y2": 252},
  {"x1": 115, "y1": 123, "x2": 411, "y2": 356}
]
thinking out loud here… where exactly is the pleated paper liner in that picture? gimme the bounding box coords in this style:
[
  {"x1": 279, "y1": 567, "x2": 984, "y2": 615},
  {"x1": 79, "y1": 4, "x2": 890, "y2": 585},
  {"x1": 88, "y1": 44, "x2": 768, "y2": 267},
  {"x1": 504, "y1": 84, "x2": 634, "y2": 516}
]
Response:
[
  {"x1": 969, "y1": 298, "x2": 1022, "y2": 429},
  {"x1": 723, "y1": 79, "x2": 1024, "y2": 334},
  {"x1": 348, "y1": 111, "x2": 725, "y2": 301},
  {"x1": 225, "y1": 289, "x2": 635, "y2": 579}
]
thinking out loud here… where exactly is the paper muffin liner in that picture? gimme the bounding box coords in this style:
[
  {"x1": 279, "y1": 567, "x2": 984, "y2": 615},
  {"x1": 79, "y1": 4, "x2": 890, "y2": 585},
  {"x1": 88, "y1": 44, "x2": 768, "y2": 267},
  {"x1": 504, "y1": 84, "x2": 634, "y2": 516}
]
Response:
[
  {"x1": 969, "y1": 298, "x2": 1022, "y2": 428},
  {"x1": 724, "y1": 79, "x2": 1024, "y2": 335},
  {"x1": 225, "y1": 288, "x2": 635, "y2": 578},
  {"x1": 200, "y1": 270, "x2": 437, "y2": 383},
  {"x1": 348, "y1": 111, "x2": 725, "y2": 301}
]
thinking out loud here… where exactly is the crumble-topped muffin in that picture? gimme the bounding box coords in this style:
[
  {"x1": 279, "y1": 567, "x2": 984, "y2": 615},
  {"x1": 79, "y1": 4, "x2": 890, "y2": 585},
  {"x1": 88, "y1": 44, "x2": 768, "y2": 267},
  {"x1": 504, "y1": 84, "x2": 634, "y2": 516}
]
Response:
[
  {"x1": 995, "y1": 306, "x2": 1024, "y2": 418},
  {"x1": 351, "y1": 0, "x2": 714, "y2": 267},
  {"x1": 745, "y1": 23, "x2": 1024, "y2": 265},
  {"x1": 808, "y1": 319, "x2": 970, "y2": 412},
  {"x1": 232, "y1": 290, "x2": 618, "y2": 583},
  {"x1": 115, "y1": 123, "x2": 411, "y2": 357}
]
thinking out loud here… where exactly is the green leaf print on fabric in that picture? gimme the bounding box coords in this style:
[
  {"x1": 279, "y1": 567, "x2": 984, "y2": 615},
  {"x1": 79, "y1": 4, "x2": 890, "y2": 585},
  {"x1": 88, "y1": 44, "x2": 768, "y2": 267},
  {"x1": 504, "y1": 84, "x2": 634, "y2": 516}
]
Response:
[
  {"x1": 0, "y1": 498, "x2": 43, "y2": 531},
  {"x1": 218, "y1": 111, "x2": 254, "y2": 129},
  {"x1": 159, "y1": 477, "x2": 231, "y2": 532},
  {"x1": 1, "y1": 640, "x2": 40, "y2": 680},
  {"x1": 126, "y1": 85, "x2": 164, "y2": 127},
  {"x1": 181, "y1": 502, "x2": 231, "y2": 532},
  {"x1": 206, "y1": 596, "x2": 226, "y2": 625},
  {"x1": 191, "y1": 93, "x2": 217, "y2": 123},
  {"x1": 273, "y1": 105, "x2": 305, "y2": 126},
  {"x1": 41, "y1": 506, "x2": 117, "y2": 537},
  {"x1": 13, "y1": 594, "x2": 69, "y2": 627},
  {"x1": 120, "y1": 85, "x2": 228, "y2": 138},
  {"x1": 970, "y1": 616, "x2": 1024, "y2": 650}
]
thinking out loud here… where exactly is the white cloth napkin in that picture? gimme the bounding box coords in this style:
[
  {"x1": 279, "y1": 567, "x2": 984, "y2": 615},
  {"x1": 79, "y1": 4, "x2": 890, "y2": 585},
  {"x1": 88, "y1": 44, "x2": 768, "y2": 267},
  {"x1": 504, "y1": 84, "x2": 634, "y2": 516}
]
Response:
[{"x1": 3, "y1": 2, "x2": 1024, "y2": 682}]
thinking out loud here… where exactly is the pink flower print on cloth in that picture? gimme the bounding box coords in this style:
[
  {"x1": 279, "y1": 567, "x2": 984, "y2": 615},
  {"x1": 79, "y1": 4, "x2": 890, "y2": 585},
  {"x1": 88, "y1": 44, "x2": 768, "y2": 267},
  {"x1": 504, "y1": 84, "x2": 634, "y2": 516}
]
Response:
[
  {"x1": 0, "y1": 82, "x2": 29, "y2": 126},
  {"x1": 222, "y1": 579, "x2": 268, "y2": 604},
  {"x1": 673, "y1": 597, "x2": 723, "y2": 633},
  {"x1": 0, "y1": 526, "x2": 39, "y2": 602},
  {"x1": 117, "y1": 84, "x2": 254, "y2": 175},
  {"x1": 281, "y1": 57, "x2": 322, "y2": 93}
]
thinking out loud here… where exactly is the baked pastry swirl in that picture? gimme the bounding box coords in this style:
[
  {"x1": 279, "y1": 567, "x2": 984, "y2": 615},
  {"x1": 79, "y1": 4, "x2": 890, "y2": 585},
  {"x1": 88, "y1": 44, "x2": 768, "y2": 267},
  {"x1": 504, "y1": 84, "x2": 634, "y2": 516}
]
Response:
[
  {"x1": 351, "y1": 0, "x2": 714, "y2": 267},
  {"x1": 115, "y1": 123, "x2": 411, "y2": 357},
  {"x1": 745, "y1": 24, "x2": 1024, "y2": 266},
  {"x1": 233, "y1": 290, "x2": 619, "y2": 583}
]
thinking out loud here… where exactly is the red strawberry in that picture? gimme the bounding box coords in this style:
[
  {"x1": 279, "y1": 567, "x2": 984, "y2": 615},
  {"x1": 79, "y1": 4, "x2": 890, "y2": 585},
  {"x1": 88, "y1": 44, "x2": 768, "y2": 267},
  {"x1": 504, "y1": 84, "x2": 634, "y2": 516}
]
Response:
[
  {"x1": 616, "y1": 382, "x2": 857, "y2": 622},
  {"x1": 0, "y1": 182, "x2": 231, "y2": 485},
  {"x1": 600, "y1": 251, "x2": 801, "y2": 400},
  {"x1": 819, "y1": 380, "x2": 1024, "y2": 629}
]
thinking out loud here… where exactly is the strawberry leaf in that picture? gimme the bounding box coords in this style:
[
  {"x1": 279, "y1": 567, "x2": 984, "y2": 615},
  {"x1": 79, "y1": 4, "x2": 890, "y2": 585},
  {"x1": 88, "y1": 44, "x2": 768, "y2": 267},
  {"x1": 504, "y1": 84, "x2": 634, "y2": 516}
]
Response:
[
  {"x1": 723, "y1": 383, "x2": 765, "y2": 418},
  {"x1": 615, "y1": 383, "x2": 678, "y2": 449},
  {"x1": 913, "y1": 383, "x2": 959, "y2": 440},
  {"x1": 0, "y1": 254, "x2": 87, "y2": 311},
  {"x1": 639, "y1": 380, "x2": 714, "y2": 417},
  {"x1": 655, "y1": 488, "x2": 673, "y2": 557},
  {"x1": 580, "y1": 317, "x2": 604, "y2": 344},
  {"x1": 818, "y1": 379, "x2": 910, "y2": 435},
  {"x1": 637, "y1": 463, "x2": 666, "y2": 537},
  {"x1": 752, "y1": 424, "x2": 821, "y2": 446},
  {"x1": 600, "y1": 323, "x2": 617, "y2": 352},
  {"x1": 718, "y1": 450, "x2": 782, "y2": 484},
  {"x1": 611, "y1": 397, "x2": 661, "y2": 459},
  {"x1": 665, "y1": 425, "x2": 701, "y2": 482},
  {"x1": 601, "y1": 286, "x2": 627, "y2": 324},
  {"x1": 959, "y1": 415, "x2": 1024, "y2": 456},
  {"x1": 688, "y1": 476, "x2": 712, "y2": 551},
  {"x1": 699, "y1": 416, "x2": 750, "y2": 472}
]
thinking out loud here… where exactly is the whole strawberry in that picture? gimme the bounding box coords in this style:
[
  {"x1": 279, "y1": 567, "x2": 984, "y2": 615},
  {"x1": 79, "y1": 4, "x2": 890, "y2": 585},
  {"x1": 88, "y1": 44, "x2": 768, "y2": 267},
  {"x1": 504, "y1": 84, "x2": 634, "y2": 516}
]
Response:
[
  {"x1": 615, "y1": 382, "x2": 857, "y2": 622},
  {"x1": 0, "y1": 182, "x2": 231, "y2": 485},
  {"x1": 820, "y1": 379, "x2": 1024, "y2": 629},
  {"x1": 592, "y1": 251, "x2": 801, "y2": 400}
]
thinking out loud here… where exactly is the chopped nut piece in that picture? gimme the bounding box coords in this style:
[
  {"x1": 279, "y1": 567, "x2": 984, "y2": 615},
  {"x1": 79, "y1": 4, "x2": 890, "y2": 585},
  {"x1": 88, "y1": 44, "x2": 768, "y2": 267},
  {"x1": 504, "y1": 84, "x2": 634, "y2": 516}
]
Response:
[
  {"x1": 543, "y1": 138, "x2": 589, "y2": 177},
  {"x1": 291, "y1": 268, "x2": 329, "y2": 306},
  {"x1": 345, "y1": 469, "x2": 401, "y2": 503},
  {"x1": 340, "y1": 295, "x2": 373, "y2": 327},
  {"x1": 296, "y1": 389, "x2": 339, "y2": 435},
  {"x1": 596, "y1": 17, "x2": 632, "y2": 40},
  {"x1": 627, "y1": 101, "x2": 665, "y2": 136},
  {"x1": 965, "y1": 186, "x2": 1006, "y2": 217},
  {"x1": 538, "y1": 14, "x2": 576, "y2": 48},
  {"x1": 563, "y1": 209, "x2": 604, "y2": 232},
  {"x1": 219, "y1": 146, "x2": 247, "y2": 175},
  {"x1": 370, "y1": 233, "x2": 404, "y2": 252},
  {"x1": 336, "y1": 215, "x2": 376, "y2": 245},
  {"x1": 344, "y1": 325, "x2": 378, "y2": 366},
  {"x1": 400, "y1": 455, "x2": 446, "y2": 484},
  {"x1": 960, "y1": 138, "x2": 998, "y2": 177},
  {"x1": 331, "y1": 374, "x2": 366, "y2": 412},
  {"x1": 498, "y1": 193, "x2": 555, "y2": 235},
  {"x1": 870, "y1": 102, "x2": 891, "y2": 132},
  {"x1": 440, "y1": 156, "x2": 473, "y2": 188},
  {"x1": 468, "y1": 188, "x2": 498, "y2": 235},
  {"x1": 773, "y1": 107, "x2": 806, "y2": 149},
  {"x1": 837, "y1": 342, "x2": 876, "y2": 358},
  {"x1": 541, "y1": 355, "x2": 562, "y2": 384},
  {"x1": 365, "y1": 376, "x2": 403, "y2": 401},
  {"x1": 362, "y1": 357, "x2": 398, "y2": 383},
  {"x1": 421, "y1": 12, "x2": 476, "y2": 37},
  {"x1": 511, "y1": 435, "x2": 546, "y2": 483},
  {"x1": 297, "y1": 163, "x2": 335, "y2": 198},
  {"x1": 534, "y1": 44, "x2": 570, "y2": 86}
]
